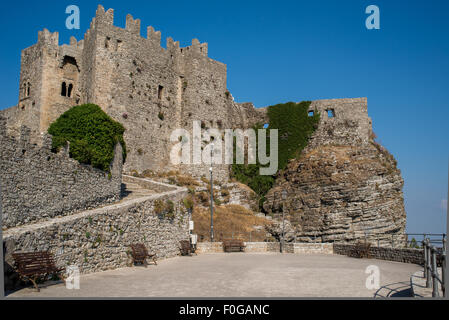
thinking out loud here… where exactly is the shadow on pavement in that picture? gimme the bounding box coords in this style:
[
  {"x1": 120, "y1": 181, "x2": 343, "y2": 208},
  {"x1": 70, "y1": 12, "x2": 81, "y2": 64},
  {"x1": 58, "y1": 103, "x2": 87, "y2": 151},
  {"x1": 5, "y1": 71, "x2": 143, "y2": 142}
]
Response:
[{"x1": 374, "y1": 281, "x2": 413, "y2": 298}]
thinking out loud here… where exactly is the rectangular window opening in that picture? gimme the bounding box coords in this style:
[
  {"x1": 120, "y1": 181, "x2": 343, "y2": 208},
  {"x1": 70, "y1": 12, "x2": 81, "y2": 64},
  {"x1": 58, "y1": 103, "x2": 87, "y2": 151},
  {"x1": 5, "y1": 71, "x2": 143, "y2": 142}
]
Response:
[{"x1": 158, "y1": 85, "x2": 164, "y2": 100}]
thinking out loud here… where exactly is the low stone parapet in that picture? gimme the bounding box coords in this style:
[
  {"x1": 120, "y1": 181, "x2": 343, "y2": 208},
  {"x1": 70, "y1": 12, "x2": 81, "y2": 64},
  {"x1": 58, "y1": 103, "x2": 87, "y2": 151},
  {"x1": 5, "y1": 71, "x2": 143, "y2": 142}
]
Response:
[
  {"x1": 196, "y1": 242, "x2": 333, "y2": 254},
  {"x1": 288, "y1": 243, "x2": 333, "y2": 254},
  {"x1": 333, "y1": 243, "x2": 423, "y2": 265}
]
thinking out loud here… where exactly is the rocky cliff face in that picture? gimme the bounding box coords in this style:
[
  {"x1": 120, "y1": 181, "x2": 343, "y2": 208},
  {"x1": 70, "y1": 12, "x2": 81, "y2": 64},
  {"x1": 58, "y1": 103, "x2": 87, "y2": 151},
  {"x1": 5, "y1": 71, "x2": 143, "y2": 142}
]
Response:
[{"x1": 263, "y1": 141, "x2": 407, "y2": 246}]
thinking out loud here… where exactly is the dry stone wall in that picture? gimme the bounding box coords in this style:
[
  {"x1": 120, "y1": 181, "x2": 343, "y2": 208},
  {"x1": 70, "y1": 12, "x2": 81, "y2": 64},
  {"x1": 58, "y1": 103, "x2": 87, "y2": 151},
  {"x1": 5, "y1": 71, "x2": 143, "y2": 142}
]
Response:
[{"x1": 0, "y1": 117, "x2": 123, "y2": 229}]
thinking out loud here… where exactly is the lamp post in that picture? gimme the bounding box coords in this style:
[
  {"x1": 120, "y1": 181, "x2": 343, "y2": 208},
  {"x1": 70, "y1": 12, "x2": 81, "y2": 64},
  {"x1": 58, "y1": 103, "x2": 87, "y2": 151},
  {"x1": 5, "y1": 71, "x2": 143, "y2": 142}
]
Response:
[
  {"x1": 281, "y1": 190, "x2": 287, "y2": 253},
  {"x1": 210, "y1": 143, "x2": 214, "y2": 242},
  {"x1": 187, "y1": 207, "x2": 192, "y2": 241}
]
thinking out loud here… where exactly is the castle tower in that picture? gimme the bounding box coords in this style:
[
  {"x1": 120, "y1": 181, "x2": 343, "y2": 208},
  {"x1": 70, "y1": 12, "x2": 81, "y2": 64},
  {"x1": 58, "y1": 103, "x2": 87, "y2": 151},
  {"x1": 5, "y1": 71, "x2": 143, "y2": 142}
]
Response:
[
  {"x1": 15, "y1": 28, "x2": 83, "y2": 139},
  {"x1": 2, "y1": 5, "x2": 266, "y2": 182}
]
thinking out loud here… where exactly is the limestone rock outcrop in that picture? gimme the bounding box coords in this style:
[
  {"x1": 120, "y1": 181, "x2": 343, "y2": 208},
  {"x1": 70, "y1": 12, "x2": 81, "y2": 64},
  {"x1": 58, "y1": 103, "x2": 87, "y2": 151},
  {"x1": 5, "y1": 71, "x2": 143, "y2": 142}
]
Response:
[{"x1": 263, "y1": 142, "x2": 406, "y2": 246}]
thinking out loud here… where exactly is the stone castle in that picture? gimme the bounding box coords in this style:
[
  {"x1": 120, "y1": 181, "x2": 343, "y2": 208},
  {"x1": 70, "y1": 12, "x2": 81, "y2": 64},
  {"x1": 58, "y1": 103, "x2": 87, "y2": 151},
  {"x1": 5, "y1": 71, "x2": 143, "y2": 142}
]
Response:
[
  {"x1": 0, "y1": 5, "x2": 266, "y2": 182},
  {"x1": 1, "y1": 5, "x2": 406, "y2": 247}
]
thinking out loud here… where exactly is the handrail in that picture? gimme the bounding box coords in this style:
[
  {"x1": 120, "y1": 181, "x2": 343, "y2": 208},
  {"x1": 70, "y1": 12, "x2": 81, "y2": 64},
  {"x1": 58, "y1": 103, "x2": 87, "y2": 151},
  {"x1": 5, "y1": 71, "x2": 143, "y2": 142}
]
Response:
[
  {"x1": 423, "y1": 238, "x2": 446, "y2": 298},
  {"x1": 406, "y1": 233, "x2": 446, "y2": 248}
]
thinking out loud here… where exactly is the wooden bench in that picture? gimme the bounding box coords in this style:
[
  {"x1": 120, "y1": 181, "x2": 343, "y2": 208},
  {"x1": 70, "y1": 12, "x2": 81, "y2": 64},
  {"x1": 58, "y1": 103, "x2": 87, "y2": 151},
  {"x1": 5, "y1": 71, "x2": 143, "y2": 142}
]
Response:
[
  {"x1": 12, "y1": 251, "x2": 65, "y2": 292},
  {"x1": 179, "y1": 240, "x2": 192, "y2": 256},
  {"x1": 130, "y1": 244, "x2": 157, "y2": 267},
  {"x1": 223, "y1": 239, "x2": 246, "y2": 252}
]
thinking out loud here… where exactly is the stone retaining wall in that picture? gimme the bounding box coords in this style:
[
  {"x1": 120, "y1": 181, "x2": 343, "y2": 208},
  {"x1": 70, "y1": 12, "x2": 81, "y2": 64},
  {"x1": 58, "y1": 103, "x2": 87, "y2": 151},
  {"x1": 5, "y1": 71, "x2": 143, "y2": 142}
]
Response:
[
  {"x1": 3, "y1": 183, "x2": 189, "y2": 290},
  {"x1": 0, "y1": 118, "x2": 123, "y2": 229},
  {"x1": 333, "y1": 243, "x2": 423, "y2": 265}
]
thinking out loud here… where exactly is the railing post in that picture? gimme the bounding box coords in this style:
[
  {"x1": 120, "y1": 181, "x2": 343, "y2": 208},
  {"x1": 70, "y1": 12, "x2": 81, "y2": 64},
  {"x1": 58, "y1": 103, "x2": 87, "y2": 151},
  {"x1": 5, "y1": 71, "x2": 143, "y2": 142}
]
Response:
[
  {"x1": 423, "y1": 240, "x2": 428, "y2": 279},
  {"x1": 426, "y1": 239, "x2": 432, "y2": 288},
  {"x1": 442, "y1": 238, "x2": 446, "y2": 297},
  {"x1": 431, "y1": 246, "x2": 439, "y2": 297},
  {"x1": 442, "y1": 250, "x2": 446, "y2": 297}
]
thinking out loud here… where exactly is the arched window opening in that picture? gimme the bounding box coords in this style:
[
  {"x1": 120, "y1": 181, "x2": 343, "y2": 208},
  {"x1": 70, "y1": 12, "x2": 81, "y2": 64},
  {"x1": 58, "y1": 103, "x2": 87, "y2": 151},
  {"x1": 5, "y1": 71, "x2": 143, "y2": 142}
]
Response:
[
  {"x1": 61, "y1": 82, "x2": 67, "y2": 97},
  {"x1": 27, "y1": 82, "x2": 31, "y2": 97},
  {"x1": 68, "y1": 84, "x2": 73, "y2": 98}
]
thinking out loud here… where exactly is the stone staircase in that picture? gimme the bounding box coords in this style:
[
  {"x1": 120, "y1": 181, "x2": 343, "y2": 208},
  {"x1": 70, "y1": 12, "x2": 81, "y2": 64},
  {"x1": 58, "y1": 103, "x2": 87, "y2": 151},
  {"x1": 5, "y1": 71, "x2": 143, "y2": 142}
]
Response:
[{"x1": 119, "y1": 181, "x2": 156, "y2": 201}]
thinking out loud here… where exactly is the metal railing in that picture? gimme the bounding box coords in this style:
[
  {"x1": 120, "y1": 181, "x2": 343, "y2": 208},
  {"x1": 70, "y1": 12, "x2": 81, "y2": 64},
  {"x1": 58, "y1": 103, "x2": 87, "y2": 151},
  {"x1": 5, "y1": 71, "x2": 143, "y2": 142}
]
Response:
[
  {"x1": 423, "y1": 238, "x2": 446, "y2": 297},
  {"x1": 406, "y1": 233, "x2": 446, "y2": 248}
]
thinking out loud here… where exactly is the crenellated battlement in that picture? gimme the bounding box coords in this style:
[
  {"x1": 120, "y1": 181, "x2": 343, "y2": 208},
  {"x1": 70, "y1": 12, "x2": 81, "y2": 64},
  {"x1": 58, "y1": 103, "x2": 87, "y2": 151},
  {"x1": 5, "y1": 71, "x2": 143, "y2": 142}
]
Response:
[
  {"x1": 38, "y1": 28, "x2": 59, "y2": 47},
  {"x1": 125, "y1": 14, "x2": 141, "y2": 35},
  {"x1": 95, "y1": 4, "x2": 114, "y2": 25},
  {"x1": 88, "y1": 5, "x2": 208, "y2": 58},
  {"x1": 147, "y1": 26, "x2": 161, "y2": 46}
]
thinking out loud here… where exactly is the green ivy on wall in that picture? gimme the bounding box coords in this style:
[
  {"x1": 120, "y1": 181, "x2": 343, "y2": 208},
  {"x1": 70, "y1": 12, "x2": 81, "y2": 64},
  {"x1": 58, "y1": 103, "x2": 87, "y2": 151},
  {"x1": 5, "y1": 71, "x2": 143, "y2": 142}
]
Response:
[
  {"x1": 231, "y1": 101, "x2": 320, "y2": 210},
  {"x1": 48, "y1": 104, "x2": 127, "y2": 172}
]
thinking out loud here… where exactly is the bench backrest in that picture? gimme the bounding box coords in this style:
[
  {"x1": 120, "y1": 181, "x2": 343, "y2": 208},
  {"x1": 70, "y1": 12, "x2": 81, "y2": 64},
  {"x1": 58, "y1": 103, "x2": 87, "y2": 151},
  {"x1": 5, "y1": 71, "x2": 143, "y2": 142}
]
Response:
[
  {"x1": 180, "y1": 240, "x2": 190, "y2": 249},
  {"x1": 223, "y1": 239, "x2": 245, "y2": 247},
  {"x1": 130, "y1": 244, "x2": 149, "y2": 258},
  {"x1": 12, "y1": 252, "x2": 58, "y2": 276}
]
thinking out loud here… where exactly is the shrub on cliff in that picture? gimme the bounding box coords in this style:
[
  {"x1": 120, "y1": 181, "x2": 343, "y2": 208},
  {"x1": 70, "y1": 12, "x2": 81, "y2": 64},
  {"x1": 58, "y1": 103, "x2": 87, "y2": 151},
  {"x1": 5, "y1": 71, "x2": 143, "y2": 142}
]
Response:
[
  {"x1": 231, "y1": 101, "x2": 320, "y2": 210},
  {"x1": 48, "y1": 104, "x2": 127, "y2": 172}
]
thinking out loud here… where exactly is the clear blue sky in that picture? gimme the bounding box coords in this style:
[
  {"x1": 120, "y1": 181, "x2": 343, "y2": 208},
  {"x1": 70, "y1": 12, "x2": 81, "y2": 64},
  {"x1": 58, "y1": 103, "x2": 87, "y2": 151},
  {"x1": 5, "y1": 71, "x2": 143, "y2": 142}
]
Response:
[{"x1": 0, "y1": 0, "x2": 447, "y2": 234}]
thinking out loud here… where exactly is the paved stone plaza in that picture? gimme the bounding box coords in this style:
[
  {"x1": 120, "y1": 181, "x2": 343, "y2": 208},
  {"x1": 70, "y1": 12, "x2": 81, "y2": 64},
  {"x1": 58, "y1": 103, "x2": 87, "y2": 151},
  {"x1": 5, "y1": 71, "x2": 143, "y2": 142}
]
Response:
[{"x1": 7, "y1": 253, "x2": 420, "y2": 298}]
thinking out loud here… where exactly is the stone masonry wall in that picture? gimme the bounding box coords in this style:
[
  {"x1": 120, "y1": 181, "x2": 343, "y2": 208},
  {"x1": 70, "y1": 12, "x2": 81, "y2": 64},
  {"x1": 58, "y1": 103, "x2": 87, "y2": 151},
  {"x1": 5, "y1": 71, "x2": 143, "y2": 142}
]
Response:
[
  {"x1": 3, "y1": 184, "x2": 189, "y2": 290},
  {"x1": 333, "y1": 244, "x2": 423, "y2": 265},
  {"x1": 305, "y1": 98, "x2": 373, "y2": 149},
  {"x1": 0, "y1": 117, "x2": 123, "y2": 229},
  {"x1": 196, "y1": 242, "x2": 333, "y2": 254}
]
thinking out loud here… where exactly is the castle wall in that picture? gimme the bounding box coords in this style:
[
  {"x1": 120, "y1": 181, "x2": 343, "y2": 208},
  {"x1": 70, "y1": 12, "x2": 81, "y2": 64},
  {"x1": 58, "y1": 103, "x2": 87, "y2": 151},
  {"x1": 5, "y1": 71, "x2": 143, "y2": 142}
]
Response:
[
  {"x1": 87, "y1": 9, "x2": 183, "y2": 176},
  {"x1": 78, "y1": 6, "x2": 262, "y2": 182},
  {"x1": 0, "y1": 117, "x2": 123, "y2": 229},
  {"x1": 39, "y1": 39, "x2": 82, "y2": 133},
  {"x1": 306, "y1": 98, "x2": 373, "y2": 149}
]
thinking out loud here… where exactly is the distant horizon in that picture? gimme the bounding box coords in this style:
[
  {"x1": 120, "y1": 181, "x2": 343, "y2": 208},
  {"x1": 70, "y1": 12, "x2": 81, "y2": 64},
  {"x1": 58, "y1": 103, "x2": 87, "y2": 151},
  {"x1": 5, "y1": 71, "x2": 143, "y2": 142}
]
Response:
[{"x1": 0, "y1": 0, "x2": 447, "y2": 234}]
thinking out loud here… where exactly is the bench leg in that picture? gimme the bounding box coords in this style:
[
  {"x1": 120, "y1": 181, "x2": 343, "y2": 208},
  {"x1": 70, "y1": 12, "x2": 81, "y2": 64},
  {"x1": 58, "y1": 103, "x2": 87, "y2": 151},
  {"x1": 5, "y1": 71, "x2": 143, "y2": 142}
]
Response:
[
  {"x1": 58, "y1": 272, "x2": 66, "y2": 282},
  {"x1": 29, "y1": 277, "x2": 40, "y2": 292}
]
